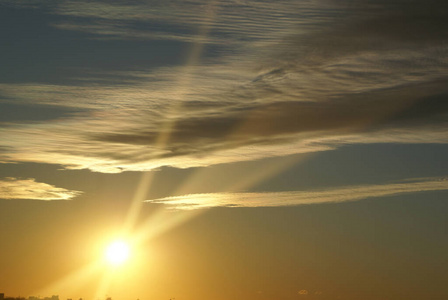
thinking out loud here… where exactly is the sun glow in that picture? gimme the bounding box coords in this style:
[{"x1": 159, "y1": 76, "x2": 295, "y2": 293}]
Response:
[{"x1": 105, "y1": 240, "x2": 130, "y2": 266}]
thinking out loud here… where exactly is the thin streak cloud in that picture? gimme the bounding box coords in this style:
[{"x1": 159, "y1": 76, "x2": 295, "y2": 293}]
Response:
[
  {"x1": 146, "y1": 178, "x2": 448, "y2": 210},
  {"x1": 0, "y1": 177, "x2": 82, "y2": 201}
]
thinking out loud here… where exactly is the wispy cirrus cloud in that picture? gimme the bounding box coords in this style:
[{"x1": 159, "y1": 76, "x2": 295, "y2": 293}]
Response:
[
  {"x1": 146, "y1": 178, "x2": 448, "y2": 210},
  {"x1": 0, "y1": 178, "x2": 82, "y2": 201},
  {"x1": 0, "y1": 0, "x2": 447, "y2": 173},
  {"x1": 52, "y1": 0, "x2": 323, "y2": 44},
  {"x1": 3, "y1": 0, "x2": 319, "y2": 45}
]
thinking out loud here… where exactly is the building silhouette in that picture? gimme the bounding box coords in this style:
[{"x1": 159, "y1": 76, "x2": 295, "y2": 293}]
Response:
[{"x1": 0, "y1": 294, "x2": 59, "y2": 300}]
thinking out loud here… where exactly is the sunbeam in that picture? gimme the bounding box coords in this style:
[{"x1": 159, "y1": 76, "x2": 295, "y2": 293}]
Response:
[
  {"x1": 123, "y1": 172, "x2": 156, "y2": 233},
  {"x1": 34, "y1": 263, "x2": 102, "y2": 298},
  {"x1": 84, "y1": 2, "x2": 221, "y2": 299}
]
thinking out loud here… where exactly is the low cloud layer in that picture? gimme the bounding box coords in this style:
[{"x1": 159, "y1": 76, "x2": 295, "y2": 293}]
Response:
[
  {"x1": 0, "y1": 0, "x2": 447, "y2": 172},
  {"x1": 0, "y1": 178, "x2": 82, "y2": 201},
  {"x1": 147, "y1": 178, "x2": 448, "y2": 210}
]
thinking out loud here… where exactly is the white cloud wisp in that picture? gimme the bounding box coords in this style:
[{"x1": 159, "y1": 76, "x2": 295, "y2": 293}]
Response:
[
  {"x1": 0, "y1": 178, "x2": 82, "y2": 201},
  {"x1": 146, "y1": 178, "x2": 448, "y2": 210}
]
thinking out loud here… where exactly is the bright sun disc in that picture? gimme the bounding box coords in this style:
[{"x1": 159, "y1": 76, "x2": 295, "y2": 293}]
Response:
[{"x1": 105, "y1": 240, "x2": 130, "y2": 266}]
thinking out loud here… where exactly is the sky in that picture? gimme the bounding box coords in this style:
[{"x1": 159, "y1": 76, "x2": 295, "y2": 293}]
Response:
[{"x1": 0, "y1": 0, "x2": 447, "y2": 299}]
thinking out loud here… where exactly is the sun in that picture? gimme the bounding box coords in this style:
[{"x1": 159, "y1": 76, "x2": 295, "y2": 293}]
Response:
[{"x1": 105, "y1": 240, "x2": 130, "y2": 266}]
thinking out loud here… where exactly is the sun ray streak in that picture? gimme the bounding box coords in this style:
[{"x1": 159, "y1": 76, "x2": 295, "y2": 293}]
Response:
[
  {"x1": 123, "y1": 172, "x2": 156, "y2": 233},
  {"x1": 153, "y1": 1, "x2": 219, "y2": 148},
  {"x1": 34, "y1": 262, "x2": 102, "y2": 298},
  {"x1": 123, "y1": 0, "x2": 219, "y2": 231},
  {"x1": 133, "y1": 209, "x2": 203, "y2": 247},
  {"x1": 90, "y1": 2, "x2": 222, "y2": 298},
  {"x1": 93, "y1": 269, "x2": 115, "y2": 300}
]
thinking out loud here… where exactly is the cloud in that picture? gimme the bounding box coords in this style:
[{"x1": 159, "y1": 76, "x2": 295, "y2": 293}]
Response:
[
  {"x1": 146, "y1": 178, "x2": 448, "y2": 209},
  {"x1": 0, "y1": 178, "x2": 82, "y2": 200},
  {"x1": 1, "y1": 0, "x2": 311, "y2": 46},
  {"x1": 46, "y1": 0, "x2": 448, "y2": 47},
  {"x1": 1, "y1": 69, "x2": 446, "y2": 172},
  {"x1": 0, "y1": 0, "x2": 447, "y2": 172},
  {"x1": 50, "y1": 0, "x2": 318, "y2": 44}
]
